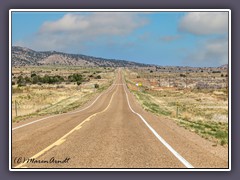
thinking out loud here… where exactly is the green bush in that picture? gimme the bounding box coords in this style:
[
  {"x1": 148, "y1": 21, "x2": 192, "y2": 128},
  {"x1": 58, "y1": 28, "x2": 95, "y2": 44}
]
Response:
[{"x1": 68, "y1": 74, "x2": 83, "y2": 82}]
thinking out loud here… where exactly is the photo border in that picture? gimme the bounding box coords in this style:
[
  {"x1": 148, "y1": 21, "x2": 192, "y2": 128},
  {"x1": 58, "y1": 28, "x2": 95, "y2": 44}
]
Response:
[{"x1": 9, "y1": 9, "x2": 231, "y2": 172}]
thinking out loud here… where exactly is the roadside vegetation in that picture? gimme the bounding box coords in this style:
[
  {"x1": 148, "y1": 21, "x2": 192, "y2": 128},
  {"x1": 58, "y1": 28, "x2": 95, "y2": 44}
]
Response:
[
  {"x1": 12, "y1": 66, "x2": 115, "y2": 122},
  {"x1": 124, "y1": 69, "x2": 228, "y2": 146}
]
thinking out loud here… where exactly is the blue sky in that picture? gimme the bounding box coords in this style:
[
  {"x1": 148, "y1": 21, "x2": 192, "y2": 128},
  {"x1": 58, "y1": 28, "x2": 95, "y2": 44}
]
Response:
[{"x1": 12, "y1": 11, "x2": 229, "y2": 67}]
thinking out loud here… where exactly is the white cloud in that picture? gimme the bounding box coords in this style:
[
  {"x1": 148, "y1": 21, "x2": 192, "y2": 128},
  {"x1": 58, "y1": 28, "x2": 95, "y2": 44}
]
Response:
[
  {"x1": 184, "y1": 37, "x2": 228, "y2": 66},
  {"x1": 179, "y1": 12, "x2": 228, "y2": 35},
  {"x1": 40, "y1": 12, "x2": 147, "y2": 35},
  {"x1": 23, "y1": 12, "x2": 148, "y2": 51}
]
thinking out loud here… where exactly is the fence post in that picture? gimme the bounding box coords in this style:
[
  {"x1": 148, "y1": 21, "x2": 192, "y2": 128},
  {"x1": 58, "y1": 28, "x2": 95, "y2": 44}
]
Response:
[
  {"x1": 15, "y1": 100, "x2": 18, "y2": 117},
  {"x1": 176, "y1": 102, "x2": 179, "y2": 118}
]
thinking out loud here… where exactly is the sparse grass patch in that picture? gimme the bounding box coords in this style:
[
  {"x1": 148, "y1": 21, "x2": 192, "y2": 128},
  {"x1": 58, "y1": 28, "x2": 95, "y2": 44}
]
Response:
[
  {"x1": 176, "y1": 119, "x2": 228, "y2": 146},
  {"x1": 124, "y1": 69, "x2": 228, "y2": 146},
  {"x1": 12, "y1": 66, "x2": 115, "y2": 122},
  {"x1": 133, "y1": 90, "x2": 171, "y2": 116}
]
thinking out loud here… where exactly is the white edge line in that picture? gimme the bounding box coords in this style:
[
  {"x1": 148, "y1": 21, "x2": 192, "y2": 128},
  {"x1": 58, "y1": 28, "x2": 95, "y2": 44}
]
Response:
[
  {"x1": 123, "y1": 83, "x2": 194, "y2": 168},
  {"x1": 12, "y1": 76, "x2": 117, "y2": 131}
]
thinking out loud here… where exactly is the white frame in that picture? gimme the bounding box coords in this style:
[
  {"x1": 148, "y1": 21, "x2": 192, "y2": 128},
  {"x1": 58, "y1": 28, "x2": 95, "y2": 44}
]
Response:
[{"x1": 9, "y1": 9, "x2": 231, "y2": 171}]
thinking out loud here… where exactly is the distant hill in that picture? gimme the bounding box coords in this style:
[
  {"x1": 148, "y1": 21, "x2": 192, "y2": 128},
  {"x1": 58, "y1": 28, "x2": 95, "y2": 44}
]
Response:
[
  {"x1": 12, "y1": 46, "x2": 150, "y2": 67},
  {"x1": 219, "y1": 64, "x2": 228, "y2": 68}
]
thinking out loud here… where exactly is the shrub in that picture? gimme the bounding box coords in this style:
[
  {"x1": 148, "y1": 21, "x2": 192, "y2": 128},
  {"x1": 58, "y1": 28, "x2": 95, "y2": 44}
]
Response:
[
  {"x1": 31, "y1": 73, "x2": 37, "y2": 78},
  {"x1": 95, "y1": 75, "x2": 101, "y2": 79},
  {"x1": 212, "y1": 71, "x2": 221, "y2": 73},
  {"x1": 68, "y1": 74, "x2": 83, "y2": 82},
  {"x1": 56, "y1": 85, "x2": 65, "y2": 88},
  {"x1": 24, "y1": 76, "x2": 31, "y2": 83},
  {"x1": 32, "y1": 76, "x2": 40, "y2": 84},
  {"x1": 221, "y1": 139, "x2": 227, "y2": 146},
  {"x1": 180, "y1": 74, "x2": 186, "y2": 77},
  {"x1": 18, "y1": 82, "x2": 26, "y2": 87},
  {"x1": 77, "y1": 81, "x2": 82, "y2": 86},
  {"x1": 94, "y1": 84, "x2": 99, "y2": 88},
  {"x1": 17, "y1": 75, "x2": 25, "y2": 85}
]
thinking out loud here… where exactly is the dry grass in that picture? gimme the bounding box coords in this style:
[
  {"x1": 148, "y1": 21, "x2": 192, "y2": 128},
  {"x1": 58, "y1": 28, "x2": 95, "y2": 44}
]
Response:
[
  {"x1": 12, "y1": 66, "x2": 115, "y2": 122},
  {"x1": 124, "y1": 69, "x2": 229, "y2": 146}
]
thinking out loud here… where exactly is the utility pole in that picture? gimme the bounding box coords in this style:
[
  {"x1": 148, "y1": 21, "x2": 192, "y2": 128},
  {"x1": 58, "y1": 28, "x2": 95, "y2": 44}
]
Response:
[
  {"x1": 185, "y1": 68, "x2": 188, "y2": 88},
  {"x1": 158, "y1": 75, "x2": 161, "y2": 87},
  {"x1": 175, "y1": 101, "x2": 179, "y2": 118},
  {"x1": 185, "y1": 75, "x2": 187, "y2": 88},
  {"x1": 168, "y1": 76, "x2": 170, "y2": 87},
  {"x1": 226, "y1": 68, "x2": 228, "y2": 89},
  {"x1": 176, "y1": 105, "x2": 179, "y2": 118}
]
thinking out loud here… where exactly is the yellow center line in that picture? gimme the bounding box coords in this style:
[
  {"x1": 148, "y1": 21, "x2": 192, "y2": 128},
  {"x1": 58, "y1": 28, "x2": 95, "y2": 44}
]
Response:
[{"x1": 15, "y1": 85, "x2": 119, "y2": 168}]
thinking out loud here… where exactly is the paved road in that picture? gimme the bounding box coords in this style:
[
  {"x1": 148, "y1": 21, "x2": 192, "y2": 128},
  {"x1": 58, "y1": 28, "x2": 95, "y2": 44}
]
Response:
[{"x1": 12, "y1": 70, "x2": 228, "y2": 169}]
